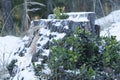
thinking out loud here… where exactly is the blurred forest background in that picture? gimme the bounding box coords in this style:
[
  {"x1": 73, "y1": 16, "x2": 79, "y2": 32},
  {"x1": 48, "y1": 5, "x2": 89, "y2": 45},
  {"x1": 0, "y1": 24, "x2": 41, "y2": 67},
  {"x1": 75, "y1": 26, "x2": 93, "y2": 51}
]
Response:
[{"x1": 0, "y1": 0, "x2": 120, "y2": 36}]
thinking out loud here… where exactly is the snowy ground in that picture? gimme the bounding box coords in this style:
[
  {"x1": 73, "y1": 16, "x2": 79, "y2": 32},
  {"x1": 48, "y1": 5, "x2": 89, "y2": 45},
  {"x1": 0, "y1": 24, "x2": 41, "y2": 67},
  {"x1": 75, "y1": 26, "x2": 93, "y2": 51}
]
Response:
[
  {"x1": 100, "y1": 22, "x2": 120, "y2": 41},
  {"x1": 0, "y1": 36, "x2": 23, "y2": 79},
  {"x1": 0, "y1": 36, "x2": 37, "y2": 80},
  {"x1": 95, "y1": 10, "x2": 120, "y2": 30},
  {"x1": 95, "y1": 10, "x2": 120, "y2": 41},
  {"x1": 0, "y1": 36, "x2": 22, "y2": 65}
]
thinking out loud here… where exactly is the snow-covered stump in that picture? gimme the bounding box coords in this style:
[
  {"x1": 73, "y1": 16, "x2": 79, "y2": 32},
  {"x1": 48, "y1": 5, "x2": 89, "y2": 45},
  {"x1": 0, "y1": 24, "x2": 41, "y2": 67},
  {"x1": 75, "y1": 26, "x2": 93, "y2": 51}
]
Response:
[
  {"x1": 30, "y1": 12, "x2": 96, "y2": 37},
  {"x1": 47, "y1": 12, "x2": 95, "y2": 36}
]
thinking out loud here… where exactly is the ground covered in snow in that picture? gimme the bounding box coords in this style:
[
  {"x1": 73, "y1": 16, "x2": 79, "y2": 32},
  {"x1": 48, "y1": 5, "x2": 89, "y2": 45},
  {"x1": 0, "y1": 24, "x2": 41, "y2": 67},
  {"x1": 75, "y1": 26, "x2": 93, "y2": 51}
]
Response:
[
  {"x1": 0, "y1": 26, "x2": 67, "y2": 80},
  {"x1": 0, "y1": 36, "x2": 23, "y2": 80},
  {"x1": 95, "y1": 10, "x2": 120, "y2": 41},
  {"x1": 100, "y1": 22, "x2": 120, "y2": 41},
  {"x1": 0, "y1": 36, "x2": 22, "y2": 64}
]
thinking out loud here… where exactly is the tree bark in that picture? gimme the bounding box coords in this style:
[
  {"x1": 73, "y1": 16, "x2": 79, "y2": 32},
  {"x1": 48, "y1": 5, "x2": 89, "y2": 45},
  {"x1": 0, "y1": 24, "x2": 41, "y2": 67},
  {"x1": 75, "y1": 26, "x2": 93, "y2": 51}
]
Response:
[
  {"x1": 2, "y1": 0, "x2": 15, "y2": 35},
  {"x1": 47, "y1": 0, "x2": 55, "y2": 13}
]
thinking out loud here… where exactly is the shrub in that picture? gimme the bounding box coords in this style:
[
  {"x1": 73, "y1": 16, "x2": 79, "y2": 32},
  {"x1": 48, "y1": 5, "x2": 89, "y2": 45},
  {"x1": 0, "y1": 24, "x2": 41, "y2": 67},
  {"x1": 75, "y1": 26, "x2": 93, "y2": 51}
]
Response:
[
  {"x1": 54, "y1": 7, "x2": 68, "y2": 19},
  {"x1": 48, "y1": 27, "x2": 120, "y2": 79}
]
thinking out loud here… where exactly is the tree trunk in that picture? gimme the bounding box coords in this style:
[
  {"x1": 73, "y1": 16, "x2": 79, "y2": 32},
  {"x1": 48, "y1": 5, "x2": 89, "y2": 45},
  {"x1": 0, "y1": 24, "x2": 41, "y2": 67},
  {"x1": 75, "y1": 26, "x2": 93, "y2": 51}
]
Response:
[
  {"x1": 2, "y1": 0, "x2": 15, "y2": 35},
  {"x1": 21, "y1": 0, "x2": 31, "y2": 32},
  {"x1": 47, "y1": 0, "x2": 55, "y2": 13}
]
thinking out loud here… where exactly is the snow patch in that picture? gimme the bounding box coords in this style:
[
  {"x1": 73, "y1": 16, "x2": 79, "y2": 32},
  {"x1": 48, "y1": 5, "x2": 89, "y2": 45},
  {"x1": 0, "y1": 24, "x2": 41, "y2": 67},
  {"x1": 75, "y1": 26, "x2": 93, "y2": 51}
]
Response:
[
  {"x1": 101, "y1": 22, "x2": 120, "y2": 41},
  {"x1": 0, "y1": 36, "x2": 22, "y2": 64},
  {"x1": 95, "y1": 10, "x2": 120, "y2": 30},
  {"x1": 51, "y1": 32, "x2": 66, "y2": 40}
]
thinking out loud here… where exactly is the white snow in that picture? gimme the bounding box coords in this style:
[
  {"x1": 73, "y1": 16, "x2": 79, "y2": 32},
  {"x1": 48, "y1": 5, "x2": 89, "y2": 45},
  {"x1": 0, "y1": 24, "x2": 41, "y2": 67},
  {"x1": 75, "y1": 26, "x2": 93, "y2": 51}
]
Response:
[
  {"x1": 51, "y1": 32, "x2": 66, "y2": 40},
  {"x1": 100, "y1": 22, "x2": 120, "y2": 41},
  {"x1": 66, "y1": 12, "x2": 93, "y2": 15},
  {"x1": 42, "y1": 49, "x2": 50, "y2": 57},
  {"x1": 10, "y1": 49, "x2": 37, "y2": 80},
  {"x1": 64, "y1": 25, "x2": 69, "y2": 29},
  {"x1": 22, "y1": 35, "x2": 30, "y2": 41},
  {"x1": 0, "y1": 36, "x2": 23, "y2": 80},
  {"x1": 0, "y1": 36, "x2": 22, "y2": 65},
  {"x1": 0, "y1": 36, "x2": 37, "y2": 80},
  {"x1": 98, "y1": 10, "x2": 120, "y2": 41},
  {"x1": 42, "y1": 64, "x2": 51, "y2": 75},
  {"x1": 38, "y1": 36, "x2": 49, "y2": 46},
  {"x1": 14, "y1": 53, "x2": 32, "y2": 70},
  {"x1": 12, "y1": 69, "x2": 36, "y2": 80},
  {"x1": 48, "y1": 12, "x2": 92, "y2": 22},
  {"x1": 66, "y1": 12, "x2": 90, "y2": 22},
  {"x1": 95, "y1": 10, "x2": 120, "y2": 30},
  {"x1": 40, "y1": 28, "x2": 50, "y2": 36},
  {"x1": 54, "y1": 21, "x2": 61, "y2": 26},
  {"x1": 68, "y1": 17, "x2": 89, "y2": 22}
]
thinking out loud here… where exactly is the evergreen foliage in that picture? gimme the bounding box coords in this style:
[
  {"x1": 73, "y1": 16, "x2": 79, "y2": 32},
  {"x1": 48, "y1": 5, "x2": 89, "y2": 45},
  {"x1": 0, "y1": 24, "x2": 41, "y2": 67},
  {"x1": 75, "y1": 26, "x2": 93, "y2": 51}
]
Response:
[
  {"x1": 48, "y1": 27, "x2": 120, "y2": 79},
  {"x1": 54, "y1": 7, "x2": 68, "y2": 19}
]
